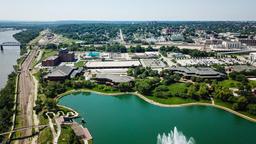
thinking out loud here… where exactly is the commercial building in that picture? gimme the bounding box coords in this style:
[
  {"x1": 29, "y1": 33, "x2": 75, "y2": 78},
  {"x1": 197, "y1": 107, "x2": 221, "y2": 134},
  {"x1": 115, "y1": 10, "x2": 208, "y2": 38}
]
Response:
[
  {"x1": 85, "y1": 61, "x2": 141, "y2": 69},
  {"x1": 169, "y1": 67, "x2": 225, "y2": 79},
  {"x1": 167, "y1": 52, "x2": 190, "y2": 59},
  {"x1": 250, "y1": 53, "x2": 256, "y2": 63},
  {"x1": 239, "y1": 39, "x2": 256, "y2": 46},
  {"x1": 204, "y1": 39, "x2": 223, "y2": 45},
  {"x1": 42, "y1": 56, "x2": 60, "y2": 67},
  {"x1": 140, "y1": 59, "x2": 166, "y2": 69},
  {"x1": 92, "y1": 74, "x2": 134, "y2": 85},
  {"x1": 226, "y1": 65, "x2": 256, "y2": 73},
  {"x1": 222, "y1": 41, "x2": 241, "y2": 49},
  {"x1": 59, "y1": 48, "x2": 76, "y2": 62},
  {"x1": 170, "y1": 34, "x2": 185, "y2": 41},
  {"x1": 42, "y1": 48, "x2": 76, "y2": 67},
  {"x1": 129, "y1": 52, "x2": 159, "y2": 59},
  {"x1": 44, "y1": 65, "x2": 82, "y2": 81}
]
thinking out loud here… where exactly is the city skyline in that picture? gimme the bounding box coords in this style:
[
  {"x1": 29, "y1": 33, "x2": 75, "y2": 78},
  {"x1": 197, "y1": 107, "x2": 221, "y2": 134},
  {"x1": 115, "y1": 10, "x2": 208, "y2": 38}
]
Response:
[{"x1": 1, "y1": 0, "x2": 256, "y2": 21}]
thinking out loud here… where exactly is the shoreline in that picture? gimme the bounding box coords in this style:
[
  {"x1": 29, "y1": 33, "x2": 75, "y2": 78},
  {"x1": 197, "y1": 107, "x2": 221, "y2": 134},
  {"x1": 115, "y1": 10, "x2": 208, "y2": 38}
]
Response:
[{"x1": 56, "y1": 89, "x2": 256, "y2": 123}]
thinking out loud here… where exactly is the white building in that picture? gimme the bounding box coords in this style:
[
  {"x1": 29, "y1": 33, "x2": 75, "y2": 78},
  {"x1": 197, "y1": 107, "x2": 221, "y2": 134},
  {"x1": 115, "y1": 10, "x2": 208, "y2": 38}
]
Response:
[
  {"x1": 222, "y1": 41, "x2": 241, "y2": 49},
  {"x1": 250, "y1": 53, "x2": 256, "y2": 63}
]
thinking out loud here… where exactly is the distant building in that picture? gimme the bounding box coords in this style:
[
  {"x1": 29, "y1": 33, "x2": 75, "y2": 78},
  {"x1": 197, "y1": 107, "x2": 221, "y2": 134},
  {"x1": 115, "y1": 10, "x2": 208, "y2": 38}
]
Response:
[
  {"x1": 222, "y1": 41, "x2": 241, "y2": 49},
  {"x1": 140, "y1": 59, "x2": 166, "y2": 69},
  {"x1": 59, "y1": 48, "x2": 75, "y2": 62},
  {"x1": 250, "y1": 53, "x2": 256, "y2": 63},
  {"x1": 85, "y1": 61, "x2": 141, "y2": 69},
  {"x1": 239, "y1": 39, "x2": 256, "y2": 46},
  {"x1": 129, "y1": 52, "x2": 159, "y2": 59},
  {"x1": 42, "y1": 56, "x2": 60, "y2": 67},
  {"x1": 167, "y1": 52, "x2": 190, "y2": 59},
  {"x1": 171, "y1": 34, "x2": 184, "y2": 41},
  {"x1": 226, "y1": 65, "x2": 256, "y2": 73},
  {"x1": 44, "y1": 65, "x2": 76, "y2": 81},
  {"x1": 169, "y1": 67, "x2": 225, "y2": 79},
  {"x1": 41, "y1": 48, "x2": 76, "y2": 67},
  {"x1": 92, "y1": 74, "x2": 134, "y2": 85},
  {"x1": 204, "y1": 39, "x2": 223, "y2": 45}
]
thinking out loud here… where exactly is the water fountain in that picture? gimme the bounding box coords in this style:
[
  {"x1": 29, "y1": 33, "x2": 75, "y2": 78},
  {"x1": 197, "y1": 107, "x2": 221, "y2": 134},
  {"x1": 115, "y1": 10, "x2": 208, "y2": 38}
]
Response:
[{"x1": 157, "y1": 127, "x2": 195, "y2": 144}]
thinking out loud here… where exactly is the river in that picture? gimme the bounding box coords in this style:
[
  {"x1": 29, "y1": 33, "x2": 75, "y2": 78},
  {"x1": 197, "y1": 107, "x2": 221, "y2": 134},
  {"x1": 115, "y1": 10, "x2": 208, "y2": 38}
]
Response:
[
  {"x1": 59, "y1": 92, "x2": 256, "y2": 144},
  {"x1": 0, "y1": 30, "x2": 21, "y2": 89}
]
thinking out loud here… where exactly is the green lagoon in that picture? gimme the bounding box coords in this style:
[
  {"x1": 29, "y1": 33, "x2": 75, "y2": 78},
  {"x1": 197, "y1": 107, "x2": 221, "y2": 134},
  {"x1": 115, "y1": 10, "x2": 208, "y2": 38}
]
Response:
[{"x1": 59, "y1": 92, "x2": 256, "y2": 144}]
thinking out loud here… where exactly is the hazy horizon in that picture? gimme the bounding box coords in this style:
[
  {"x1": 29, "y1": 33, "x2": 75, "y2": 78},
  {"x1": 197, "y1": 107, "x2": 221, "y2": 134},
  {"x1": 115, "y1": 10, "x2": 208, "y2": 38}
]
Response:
[{"x1": 1, "y1": 0, "x2": 256, "y2": 21}]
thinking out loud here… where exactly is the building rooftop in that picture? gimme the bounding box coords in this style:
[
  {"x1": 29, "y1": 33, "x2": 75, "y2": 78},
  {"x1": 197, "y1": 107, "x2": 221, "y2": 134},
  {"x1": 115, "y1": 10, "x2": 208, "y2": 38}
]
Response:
[
  {"x1": 70, "y1": 67, "x2": 84, "y2": 78},
  {"x1": 71, "y1": 122, "x2": 93, "y2": 140},
  {"x1": 45, "y1": 65, "x2": 74, "y2": 78},
  {"x1": 85, "y1": 61, "x2": 141, "y2": 68},
  {"x1": 90, "y1": 68, "x2": 129, "y2": 75},
  {"x1": 140, "y1": 59, "x2": 166, "y2": 68},
  {"x1": 170, "y1": 66, "x2": 225, "y2": 78},
  {"x1": 95, "y1": 74, "x2": 134, "y2": 83},
  {"x1": 231, "y1": 65, "x2": 256, "y2": 72},
  {"x1": 44, "y1": 56, "x2": 59, "y2": 61}
]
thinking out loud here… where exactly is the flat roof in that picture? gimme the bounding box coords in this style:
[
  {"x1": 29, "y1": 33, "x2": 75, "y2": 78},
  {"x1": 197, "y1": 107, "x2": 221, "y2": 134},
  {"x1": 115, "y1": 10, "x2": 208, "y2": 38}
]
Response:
[
  {"x1": 95, "y1": 74, "x2": 134, "y2": 83},
  {"x1": 45, "y1": 65, "x2": 74, "y2": 78},
  {"x1": 232, "y1": 65, "x2": 256, "y2": 72},
  {"x1": 85, "y1": 61, "x2": 141, "y2": 68},
  {"x1": 140, "y1": 59, "x2": 166, "y2": 68},
  {"x1": 90, "y1": 68, "x2": 128, "y2": 74},
  {"x1": 170, "y1": 66, "x2": 223, "y2": 76},
  {"x1": 44, "y1": 56, "x2": 59, "y2": 61}
]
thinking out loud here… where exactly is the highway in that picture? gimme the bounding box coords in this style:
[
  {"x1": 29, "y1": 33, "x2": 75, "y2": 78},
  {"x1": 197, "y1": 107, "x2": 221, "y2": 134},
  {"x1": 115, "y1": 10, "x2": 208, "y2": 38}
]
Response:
[{"x1": 15, "y1": 48, "x2": 38, "y2": 144}]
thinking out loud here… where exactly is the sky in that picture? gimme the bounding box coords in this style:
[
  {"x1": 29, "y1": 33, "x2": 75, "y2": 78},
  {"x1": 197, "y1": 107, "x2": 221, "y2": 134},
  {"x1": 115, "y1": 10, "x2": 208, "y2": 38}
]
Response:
[{"x1": 0, "y1": 0, "x2": 255, "y2": 21}]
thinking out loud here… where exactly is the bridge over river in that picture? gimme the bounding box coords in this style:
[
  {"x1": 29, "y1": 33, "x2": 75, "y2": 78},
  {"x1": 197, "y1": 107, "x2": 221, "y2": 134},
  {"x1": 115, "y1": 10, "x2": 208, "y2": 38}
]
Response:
[{"x1": 0, "y1": 42, "x2": 21, "y2": 50}]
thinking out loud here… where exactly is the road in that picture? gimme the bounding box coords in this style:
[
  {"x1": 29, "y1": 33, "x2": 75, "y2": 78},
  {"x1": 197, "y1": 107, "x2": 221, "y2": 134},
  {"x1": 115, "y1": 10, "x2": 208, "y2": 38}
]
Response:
[{"x1": 15, "y1": 48, "x2": 38, "y2": 144}]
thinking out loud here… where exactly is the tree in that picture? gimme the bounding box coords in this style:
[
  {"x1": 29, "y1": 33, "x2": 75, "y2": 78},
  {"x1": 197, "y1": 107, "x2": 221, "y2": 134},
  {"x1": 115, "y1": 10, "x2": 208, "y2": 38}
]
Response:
[
  {"x1": 187, "y1": 85, "x2": 199, "y2": 100},
  {"x1": 45, "y1": 98, "x2": 57, "y2": 111},
  {"x1": 247, "y1": 104, "x2": 256, "y2": 115},
  {"x1": 127, "y1": 68, "x2": 134, "y2": 76},
  {"x1": 232, "y1": 96, "x2": 248, "y2": 111},
  {"x1": 153, "y1": 85, "x2": 170, "y2": 98},
  {"x1": 198, "y1": 84, "x2": 209, "y2": 99},
  {"x1": 135, "y1": 80, "x2": 152, "y2": 95},
  {"x1": 118, "y1": 82, "x2": 134, "y2": 92}
]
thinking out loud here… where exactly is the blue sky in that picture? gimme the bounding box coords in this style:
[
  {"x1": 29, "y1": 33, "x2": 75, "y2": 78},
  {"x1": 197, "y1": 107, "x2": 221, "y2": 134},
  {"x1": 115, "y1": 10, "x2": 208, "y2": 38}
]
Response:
[{"x1": 1, "y1": 0, "x2": 255, "y2": 21}]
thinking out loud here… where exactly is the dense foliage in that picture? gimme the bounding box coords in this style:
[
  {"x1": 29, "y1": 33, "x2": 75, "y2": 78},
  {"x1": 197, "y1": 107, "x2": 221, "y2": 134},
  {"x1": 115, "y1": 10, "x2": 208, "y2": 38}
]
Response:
[
  {"x1": 0, "y1": 72, "x2": 17, "y2": 142},
  {"x1": 13, "y1": 28, "x2": 42, "y2": 54},
  {"x1": 160, "y1": 46, "x2": 215, "y2": 57}
]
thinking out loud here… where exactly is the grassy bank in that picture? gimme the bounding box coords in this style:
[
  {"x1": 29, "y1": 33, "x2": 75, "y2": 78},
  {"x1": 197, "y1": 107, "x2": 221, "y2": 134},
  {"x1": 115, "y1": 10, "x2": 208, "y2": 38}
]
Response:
[{"x1": 57, "y1": 89, "x2": 256, "y2": 123}]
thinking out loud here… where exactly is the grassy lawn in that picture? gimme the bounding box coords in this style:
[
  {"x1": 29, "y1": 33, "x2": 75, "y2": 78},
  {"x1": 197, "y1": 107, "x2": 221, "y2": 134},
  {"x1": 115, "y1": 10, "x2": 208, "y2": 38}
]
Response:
[
  {"x1": 219, "y1": 79, "x2": 241, "y2": 88},
  {"x1": 38, "y1": 114, "x2": 53, "y2": 143},
  {"x1": 214, "y1": 99, "x2": 233, "y2": 109},
  {"x1": 168, "y1": 83, "x2": 188, "y2": 95},
  {"x1": 249, "y1": 80, "x2": 256, "y2": 88},
  {"x1": 42, "y1": 49, "x2": 58, "y2": 61},
  {"x1": 59, "y1": 35, "x2": 77, "y2": 45},
  {"x1": 147, "y1": 96, "x2": 210, "y2": 105},
  {"x1": 214, "y1": 99, "x2": 256, "y2": 120},
  {"x1": 33, "y1": 71, "x2": 41, "y2": 81},
  {"x1": 92, "y1": 85, "x2": 120, "y2": 94},
  {"x1": 74, "y1": 61, "x2": 85, "y2": 68}
]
